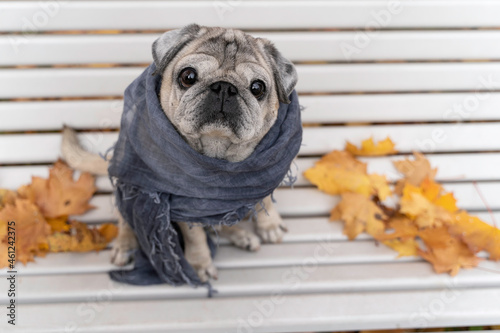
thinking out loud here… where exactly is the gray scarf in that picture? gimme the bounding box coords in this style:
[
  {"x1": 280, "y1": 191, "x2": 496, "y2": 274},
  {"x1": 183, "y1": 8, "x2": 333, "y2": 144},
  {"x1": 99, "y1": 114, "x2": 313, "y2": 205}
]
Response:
[{"x1": 108, "y1": 64, "x2": 302, "y2": 292}]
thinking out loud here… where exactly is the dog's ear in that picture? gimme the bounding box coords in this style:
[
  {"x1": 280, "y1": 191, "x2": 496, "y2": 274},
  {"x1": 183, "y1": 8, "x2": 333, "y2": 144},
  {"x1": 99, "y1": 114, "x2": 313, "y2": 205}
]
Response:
[
  {"x1": 152, "y1": 24, "x2": 202, "y2": 76},
  {"x1": 259, "y1": 39, "x2": 298, "y2": 104}
]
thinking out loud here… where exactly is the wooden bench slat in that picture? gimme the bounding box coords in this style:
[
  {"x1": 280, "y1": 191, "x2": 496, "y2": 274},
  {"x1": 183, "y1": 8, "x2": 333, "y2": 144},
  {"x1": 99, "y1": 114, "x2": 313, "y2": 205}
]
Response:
[
  {"x1": 4, "y1": 92, "x2": 500, "y2": 131},
  {"x1": 3, "y1": 288, "x2": 500, "y2": 332},
  {"x1": 1, "y1": 240, "x2": 415, "y2": 277},
  {"x1": 3, "y1": 153, "x2": 500, "y2": 191},
  {"x1": 4, "y1": 260, "x2": 500, "y2": 304},
  {"x1": 2, "y1": 123, "x2": 500, "y2": 164},
  {"x1": 79, "y1": 183, "x2": 500, "y2": 222},
  {"x1": 3, "y1": 63, "x2": 500, "y2": 98},
  {"x1": 6, "y1": 31, "x2": 500, "y2": 65},
  {"x1": 3, "y1": 1, "x2": 500, "y2": 32}
]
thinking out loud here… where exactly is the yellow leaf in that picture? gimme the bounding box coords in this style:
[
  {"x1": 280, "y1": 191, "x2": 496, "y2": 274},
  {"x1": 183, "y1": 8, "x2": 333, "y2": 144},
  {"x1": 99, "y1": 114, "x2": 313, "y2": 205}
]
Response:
[
  {"x1": 369, "y1": 174, "x2": 392, "y2": 200},
  {"x1": 47, "y1": 221, "x2": 118, "y2": 253},
  {"x1": 434, "y1": 192, "x2": 459, "y2": 213},
  {"x1": 345, "y1": 137, "x2": 398, "y2": 156},
  {"x1": 383, "y1": 238, "x2": 419, "y2": 257},
  {"x1": 46, "y1": 216, "x2": 71, "y2": 233}
]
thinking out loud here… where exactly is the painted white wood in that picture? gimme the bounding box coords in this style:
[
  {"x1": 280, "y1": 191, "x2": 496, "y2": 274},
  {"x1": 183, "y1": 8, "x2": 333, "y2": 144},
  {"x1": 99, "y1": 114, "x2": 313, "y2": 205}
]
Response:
[
  {"x1": 3, "y1": 153, "x2": 500, "y2": 191},
  {"x1": 3, "y1": 63, "x2": 500, "y2": 98},
  {"x1": 4, "y1": 92, "x2": 500, "y2": 131},
  {"x1": 2, "y1": 123, "x2": 500, "y2": 163},
  {"x1": 78, "y1": 182, "x2": 500, "y2": 221},
  {"x1": 2, "y1": 288, "x2": 500, "y2": 332},
  {"x1": 0, "y1": 100, "x2": 123, "y2": 131},
  {"x1": 2, "y1": 240, "x2": 420, "y2": 277},
  {"x1": 6, "y1": 31, "x2": 500, "y2": 65},
  {"x1": 3, "y1": 1, "x2": 500, "y2": 32},
  {"x1": 4, "y1": 260, "x2": 500, "y2": 304}
]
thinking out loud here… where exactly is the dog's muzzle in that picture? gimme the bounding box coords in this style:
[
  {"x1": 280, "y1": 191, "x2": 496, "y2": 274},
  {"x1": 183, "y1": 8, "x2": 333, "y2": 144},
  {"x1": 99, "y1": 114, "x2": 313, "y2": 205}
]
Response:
[{"x1": 198, "y1": 81, "x2": 241, "y2": 133}]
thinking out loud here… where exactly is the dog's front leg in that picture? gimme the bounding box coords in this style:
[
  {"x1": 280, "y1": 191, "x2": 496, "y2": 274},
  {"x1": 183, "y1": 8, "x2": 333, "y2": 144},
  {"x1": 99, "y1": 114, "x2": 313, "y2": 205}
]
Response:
[
  {"x1": 177, "y1": 222, "x2": 218, "y2": 282},
  {"x1": 254, "y1": 195, "x2": 288, "y2": 243}
]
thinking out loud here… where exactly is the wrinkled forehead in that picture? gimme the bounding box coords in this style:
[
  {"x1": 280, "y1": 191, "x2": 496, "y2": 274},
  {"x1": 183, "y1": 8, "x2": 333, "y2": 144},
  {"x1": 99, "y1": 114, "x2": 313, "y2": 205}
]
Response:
[{"x1": 188, "y1": 28, "x2": 268, "y2": 71}]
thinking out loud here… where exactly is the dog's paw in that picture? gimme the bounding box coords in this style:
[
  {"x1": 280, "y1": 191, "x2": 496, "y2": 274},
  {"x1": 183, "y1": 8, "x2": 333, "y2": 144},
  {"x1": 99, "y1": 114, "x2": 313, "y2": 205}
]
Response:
[
  {"x1": 110, "y1": 243, "x2": 134, "y2": 266},
  {"x1": 227, "y1": 228, "x2": 261, "y2": 251},
  {"x1": 255, "y1": 212, "x2": 288, "y2": 244},
  {"x1": 194, "y1": 261, "x2": 218, "y2": 283},
  {"x1": 184, "y1": 247, "x2": 218, "y2": 282}
]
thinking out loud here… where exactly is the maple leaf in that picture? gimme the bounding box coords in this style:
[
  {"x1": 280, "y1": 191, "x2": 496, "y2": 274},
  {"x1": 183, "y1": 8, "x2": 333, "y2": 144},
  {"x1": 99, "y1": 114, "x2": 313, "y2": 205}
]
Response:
[
  {"x1": 418, "y1": 226, "x2": 481, "y2": 276},
  {"x1": 18, "y1": 160, "x2": 96, "y2": 218},
  {"x1": 448, "y1": 211, "x2": 500, "y2": 261},
  {"x1": 331, "y1": 192, "x2": 387, "y2": 240},
  {"x1": 47, "y1": 220, "x2": 118, "y2": 253},
  {"x1": 400, "y1": 183, "x2": 452, "y2": 229},
  {"x1": 376, "y1": 216, "x2": 418, "y2": 241},
  {"x1": 0, "y1": 199, "x2": 51, "y2": 265},
  {"x1": 345, "y1": 137, "x2": 398, "y2": 156},
  {"x1": 304, "y1": 151, "x2": 391, "y2": 199},
  {"x1": 394, "y1": 152, "x2": 437, "y2": 194}
]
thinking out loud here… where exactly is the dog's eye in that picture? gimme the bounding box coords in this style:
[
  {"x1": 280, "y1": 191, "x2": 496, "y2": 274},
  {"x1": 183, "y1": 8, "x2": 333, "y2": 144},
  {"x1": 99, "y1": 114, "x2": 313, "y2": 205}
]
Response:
[
  {"x1": 178, "y1": 67, "x2": 197, "y2": 88},
  {"x1": 250, "y1": 80, "x2": 266, "y2": 99}
]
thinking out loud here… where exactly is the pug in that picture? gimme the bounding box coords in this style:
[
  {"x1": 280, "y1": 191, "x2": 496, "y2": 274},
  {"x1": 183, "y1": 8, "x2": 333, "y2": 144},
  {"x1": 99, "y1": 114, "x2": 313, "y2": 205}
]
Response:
[{"x1": 61, "y1": 24, "x2": 298, "y2": 282}]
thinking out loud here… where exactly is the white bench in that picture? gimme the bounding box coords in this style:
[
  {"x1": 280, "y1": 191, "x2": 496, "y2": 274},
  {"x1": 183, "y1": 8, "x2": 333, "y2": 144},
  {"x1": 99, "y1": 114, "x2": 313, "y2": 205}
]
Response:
[{"x1": 1, "y1": 1, "x2": 500, "y2": 332}]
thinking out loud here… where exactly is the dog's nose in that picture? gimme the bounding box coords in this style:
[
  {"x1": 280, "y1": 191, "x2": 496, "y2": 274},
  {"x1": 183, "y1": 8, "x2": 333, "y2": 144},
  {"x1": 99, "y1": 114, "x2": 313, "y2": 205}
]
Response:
[{"x1": 210, "y1": 81, "x2": 238, "y2": 98}]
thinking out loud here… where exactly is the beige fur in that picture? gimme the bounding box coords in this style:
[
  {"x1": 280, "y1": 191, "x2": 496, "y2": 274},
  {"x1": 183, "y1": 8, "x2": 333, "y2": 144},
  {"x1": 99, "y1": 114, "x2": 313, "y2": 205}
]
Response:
[{"x1": 61, "y1": 25, "x2": 298, "y2": 282}]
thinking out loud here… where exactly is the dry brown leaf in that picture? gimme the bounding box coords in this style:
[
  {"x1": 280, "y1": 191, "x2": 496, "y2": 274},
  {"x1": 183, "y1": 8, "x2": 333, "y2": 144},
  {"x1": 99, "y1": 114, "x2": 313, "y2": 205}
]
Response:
[
  {"x1": 331, "y1": 192, "x2": 387, "y2": 240},
  {"x1": 345, "y1": 137, "x2": 398, "y2": 156},
  {"x1": 448, "y1": 211, "x2": 500, "y2": 261},
  {"x1": 418, "y1": 226, "x2": 481, "y2": 276},
  {"x1": 18, "y1": 160, "x2": 96, "y2": 218},
  {"x1": 0, "y1": 199, "x2": 51, "y2": 265}
]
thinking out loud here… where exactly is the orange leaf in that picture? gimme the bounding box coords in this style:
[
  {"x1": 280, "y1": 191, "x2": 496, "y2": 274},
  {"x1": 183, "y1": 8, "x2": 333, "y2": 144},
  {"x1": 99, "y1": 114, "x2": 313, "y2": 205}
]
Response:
[
  {"x1": 0, "y1": 199, "x2": 51, "y2": 266},
  {"x1": 418, "y1": 227, "x2": 481, "y2": 276},
  {"x1": 18, "y1": 160, "x2": 96, "y2": 218},
  {"x1": 331, "y1": 192, "x2": 386, "y2": 240},
  {"x1": 345, "y1": 137, "x2": 398, "y2": 156},
  {"x1": 448, "y1": 211, "x2": 500, "y2": 261}
]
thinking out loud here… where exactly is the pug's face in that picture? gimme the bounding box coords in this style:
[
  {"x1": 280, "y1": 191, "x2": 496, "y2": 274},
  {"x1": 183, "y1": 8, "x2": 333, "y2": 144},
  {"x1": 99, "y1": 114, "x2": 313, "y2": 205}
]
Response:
[{"x1": 153, "y1": 25, "x2": 297, "y2": 162}]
